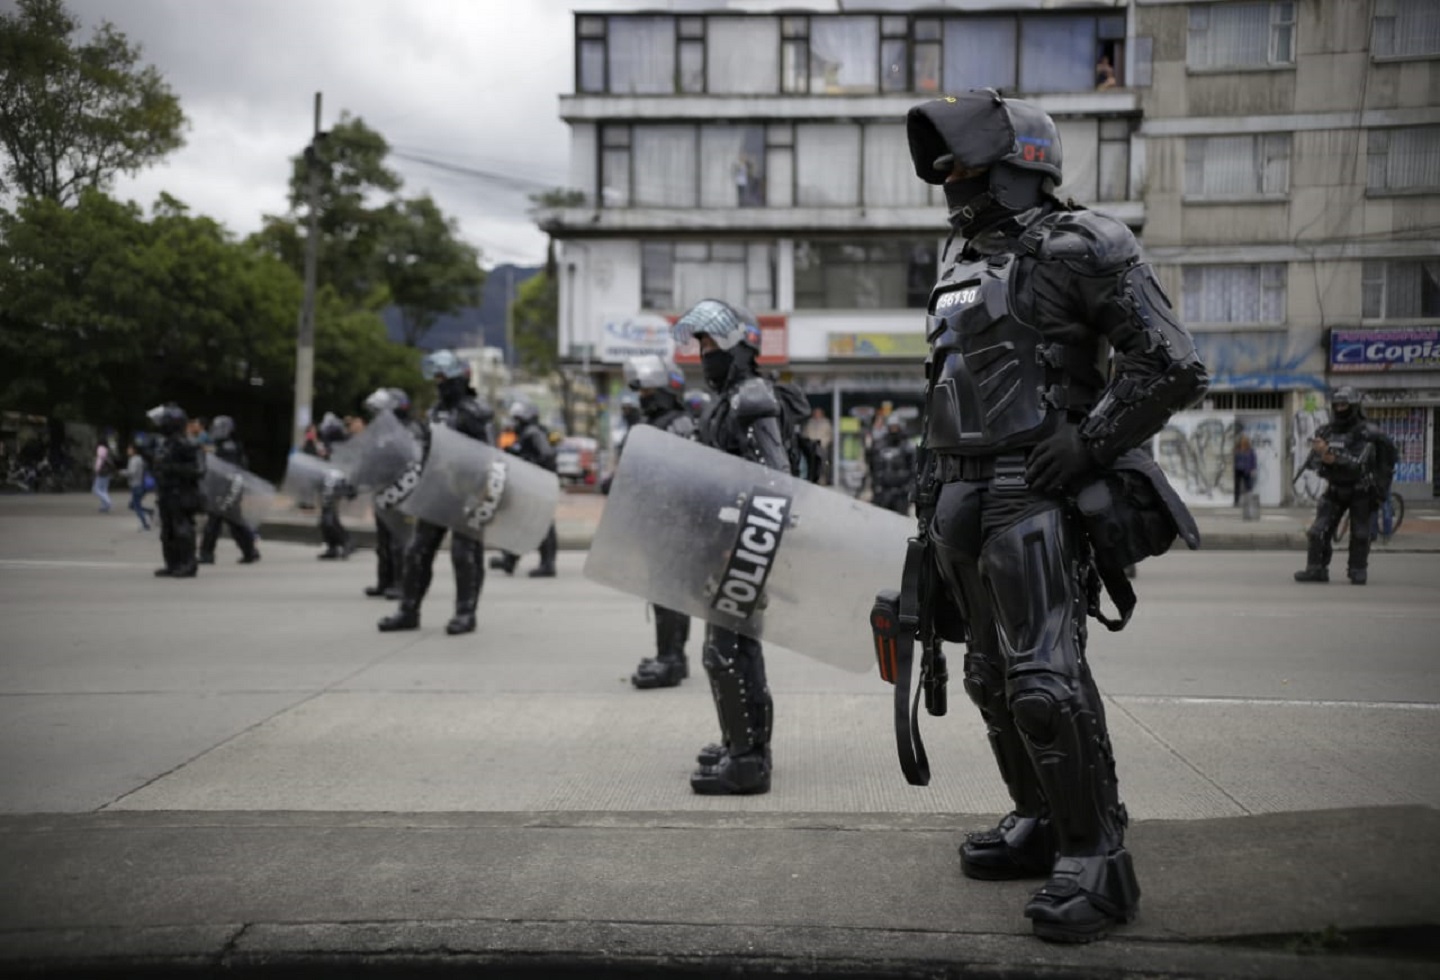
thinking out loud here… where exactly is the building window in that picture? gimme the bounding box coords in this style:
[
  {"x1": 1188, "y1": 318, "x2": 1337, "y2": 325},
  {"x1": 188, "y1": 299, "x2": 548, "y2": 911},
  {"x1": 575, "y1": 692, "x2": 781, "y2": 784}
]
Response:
[
  {"x1": 700, "y1": 126, "x2": 766, "y2": 208},
  {"x1": 678, "y1": 16, "x2": 705, "y2": 94},
  {"x1": 766, "y1": 124, "x2": 795, "y2": 207},
  {"x1": 607, "y1": 17, "x2": 675, "y2": 94},
  {"x1": 1098, "y1": 118, "x2": 1132, "y2": 201},
  {"x1": 707, "y1": 18, "x2": 779, "y2": 93},
  {"x1": 1182, "y1": 264, "x2": 1287, "y2": 325},
  {"x1": 944, "y1": 18, "x2": 1017, "y2": 93},
  {"x1": 863, "y1": 123, "x2": 930, "y2": 207},
  {"x1": 1184, "y1": 134, "x2": 1290, "y2": 198},
  {"x1": 1368, "y1": 126, "x2": 1440, "y2": 193},
  {"x1": 577, "y1": 16, "x2": 606, "y2": 93},
  {"x1": 1020, "y1": 15, "x2": 1098, "y2": 93},
  {"x1": 795, "y1": 240, "x2": 939, "y2": 310},
  {"x1": 781, "y1": 17, "x2": 809, "y2": 93},
  {"x1": 1362, "y1": 260, "x2": 1440, "y2": 319},
  {"x1": 912, "y1": 18, "x2": 942, "y2": 94},
  {"x1": 1373, "y1": 0, "x2": 1440, "y2": 59},
  {"x1": 641, "y1": 241, "x2": 775, "y2": 313},
  {"x1": 599, "y1": 126, "x2": 630, "y2": 207},
  {"x1": 880, "y1": 16, "x2": 909, "y2": 93},
  {"x1": 1187, "y1": 2, "x2": 1295, "y2": 70},
  {"x1": 810, "y1": 16, "x2": 879, "y2": 94},
  {"x1": 795, "y1": 125, "x2": 861, "y2": 206},
  {"x1": 632, "y1": 126, "x2": 697, "y2": 208}
]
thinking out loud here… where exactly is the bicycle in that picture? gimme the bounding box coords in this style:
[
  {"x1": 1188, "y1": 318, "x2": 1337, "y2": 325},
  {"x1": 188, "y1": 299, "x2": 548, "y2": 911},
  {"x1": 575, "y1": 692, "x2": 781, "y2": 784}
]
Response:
[{"x1": 1333, "y1": 490, "x2": 1405, "y2": 544}]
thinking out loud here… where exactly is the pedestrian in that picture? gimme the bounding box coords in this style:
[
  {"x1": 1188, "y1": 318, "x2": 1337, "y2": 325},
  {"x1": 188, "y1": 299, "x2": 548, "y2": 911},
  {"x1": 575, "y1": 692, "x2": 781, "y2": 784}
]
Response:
[
  {"x1": 1232, "y1": 432, "x2": 1257, "y2": 507},
  {"x1": 489, "y1": 401, "x2": 559, "y2": 578},
  {"x1": 611, "y1": 354, "x2": 697, "y2": 690},
  {"x1": 196, "y1": 416, "x2": 260, "y2": 565},
  {"x1": 378, "y1": 350, "x2": 494, "y2": 636},
  {"x1": 1293, "y1": 386, "x2": 1396, "y2": 586},
  {"x1": 125, "y1": 441, "x2": 155, "y2": 531},
  {"x1": 92, "y1": 440, "x2": 114, "y2": 512},
  {"x1": 671, "y1": 298, "x2": 811, "y2": 795},
  {"x1": 144, "y1": 403, "x2": 206, "y2": 578},
  {"x1": 803, "y1": 407, "x2": 833, "y2": 484},
  {"x1": 903, "y1": 90, "x2": 1208, "y2": 941}
]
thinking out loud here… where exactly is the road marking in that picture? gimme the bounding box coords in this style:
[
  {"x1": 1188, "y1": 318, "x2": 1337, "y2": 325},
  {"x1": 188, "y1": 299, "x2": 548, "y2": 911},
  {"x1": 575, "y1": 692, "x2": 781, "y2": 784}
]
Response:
[
  {"x1": 0, "y1": 559, "x2": 145, "y2": 569},
  {"x1": 1116, "y1": 694, "x2": 1439, "y2": 711}
]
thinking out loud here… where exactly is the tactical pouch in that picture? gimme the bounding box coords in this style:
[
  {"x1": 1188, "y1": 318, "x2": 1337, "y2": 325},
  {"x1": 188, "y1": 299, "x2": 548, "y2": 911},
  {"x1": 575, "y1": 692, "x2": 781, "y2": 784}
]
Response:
[{"x1": 1074, "y1": 470, "x2": 1174, "y2": 570}]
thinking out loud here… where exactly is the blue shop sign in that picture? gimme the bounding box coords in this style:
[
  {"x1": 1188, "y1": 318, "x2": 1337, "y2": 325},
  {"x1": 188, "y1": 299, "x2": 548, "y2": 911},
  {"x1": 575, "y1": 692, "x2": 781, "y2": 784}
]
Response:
[{"x1": 1331, "y1": 327, "x2": 1440, "y2": 372}]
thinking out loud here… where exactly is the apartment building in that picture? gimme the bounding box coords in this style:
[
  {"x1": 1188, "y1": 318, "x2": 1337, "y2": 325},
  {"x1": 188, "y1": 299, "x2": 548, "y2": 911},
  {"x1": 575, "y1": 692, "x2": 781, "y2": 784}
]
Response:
[{"x1": 535, "y1": 0, "x2": 1439, "y2": 500}]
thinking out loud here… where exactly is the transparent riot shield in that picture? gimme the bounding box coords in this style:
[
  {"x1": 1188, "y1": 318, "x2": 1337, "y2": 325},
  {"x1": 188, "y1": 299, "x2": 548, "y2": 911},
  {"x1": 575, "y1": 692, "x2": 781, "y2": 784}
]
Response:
[
  {"x1": 399, "y1": 424, "x2": 559, "y2": 554},
  {"x1": 281, "y1": 452, "x2": 366, "y2": 519},
  {"x1": 199, "y1": 456, "x2": 277, "y2": 527},
  {"x1": 328, "y1": 411, "x2": 421, "y2": 492},
  {"x1": 583, "y1": 425, "x2": 912, "y2": 673}
]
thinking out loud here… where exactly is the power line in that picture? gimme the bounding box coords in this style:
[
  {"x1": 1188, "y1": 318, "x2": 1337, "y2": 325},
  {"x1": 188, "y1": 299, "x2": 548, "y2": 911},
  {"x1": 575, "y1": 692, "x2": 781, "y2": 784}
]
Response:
[{"x1": 388, "y1": 149, "x2": 566, "y2": 194}]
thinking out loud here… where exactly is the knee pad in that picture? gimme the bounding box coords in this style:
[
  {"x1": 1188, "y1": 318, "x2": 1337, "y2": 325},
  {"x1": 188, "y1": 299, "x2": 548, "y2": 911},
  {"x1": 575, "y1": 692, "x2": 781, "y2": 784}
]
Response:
[{"x1": 1011, "y1": 692, "x2": 1060, "y2": 746}]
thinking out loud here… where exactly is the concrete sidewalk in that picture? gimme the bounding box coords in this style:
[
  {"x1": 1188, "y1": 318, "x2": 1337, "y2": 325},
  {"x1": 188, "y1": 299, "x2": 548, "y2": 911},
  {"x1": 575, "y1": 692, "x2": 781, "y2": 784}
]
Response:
[{"x1": 258, "y1": 487, "x2": 1440, "y2": 553}]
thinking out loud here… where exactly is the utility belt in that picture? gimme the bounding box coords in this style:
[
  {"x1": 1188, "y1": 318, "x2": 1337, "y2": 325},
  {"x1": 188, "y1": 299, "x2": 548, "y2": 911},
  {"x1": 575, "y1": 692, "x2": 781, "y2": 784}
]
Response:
[{"x1": 933, "y1": 452, "x2": 1030, "y2": 489}]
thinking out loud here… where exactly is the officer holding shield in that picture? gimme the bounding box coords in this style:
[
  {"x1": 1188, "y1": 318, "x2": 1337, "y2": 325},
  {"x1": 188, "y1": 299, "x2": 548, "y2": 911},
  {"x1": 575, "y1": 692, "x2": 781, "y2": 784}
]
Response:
[
  {"x1": 197, "y1": 415, "x2": 260, "y2": 565},
  {"x1": 619, "y1": 354, "x2": 697, "y2": 690},
  {"x1": 904, "y1": 91, "x2": 1207, "y2": 941},
  {"x1": 379, "y1": 351, "x2": 494, "y2": 636},
  {"x1": 313, "y1": 412, "x2": 356, "y2": 560},
  {"x1": 488, "y1": 401, "x2": 559, "y2": 578},
  {"x1": 144, "y1": 403, "x2": 206, "y2": 578},
  {"x1": 362, "y1": 387, "x2": 418, "y2": 599}
]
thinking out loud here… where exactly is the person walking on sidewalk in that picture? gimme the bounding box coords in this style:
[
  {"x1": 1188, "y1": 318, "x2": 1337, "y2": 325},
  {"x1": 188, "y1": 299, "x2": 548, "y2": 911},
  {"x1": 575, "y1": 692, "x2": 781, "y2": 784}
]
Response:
[
  {"x1": 903, "y1": 90, "x2": 1207, "y2": 943},
  {"x1": 125, "y1": 442, "x2": 155, "y2": 530},
  {"x1": 1232, "y1": 433, "x2": 1257, "y2": 507},
  {"x1": 92, "y1": 441, "x2": 114, "y2": 512},
  {"x1": 1294, "y1": 386, "x2": 1396, "y2": 586}
]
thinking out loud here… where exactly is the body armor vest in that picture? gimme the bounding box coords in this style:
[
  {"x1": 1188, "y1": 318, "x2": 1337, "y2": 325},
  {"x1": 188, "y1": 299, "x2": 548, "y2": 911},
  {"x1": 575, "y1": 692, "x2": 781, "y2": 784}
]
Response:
[
  {"x1": 872, "y1": 444, "x2": 914, "y2": 488},
  {"x1": 924, "y1": 252, "x2": 1100, "y2": 455}
]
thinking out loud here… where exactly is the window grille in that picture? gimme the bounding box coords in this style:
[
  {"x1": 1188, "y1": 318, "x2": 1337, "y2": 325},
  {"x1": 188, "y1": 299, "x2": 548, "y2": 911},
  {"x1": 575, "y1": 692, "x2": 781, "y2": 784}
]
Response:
[{"x1": 1208, "y1": 392, "x2": 1285, "y2": 410}]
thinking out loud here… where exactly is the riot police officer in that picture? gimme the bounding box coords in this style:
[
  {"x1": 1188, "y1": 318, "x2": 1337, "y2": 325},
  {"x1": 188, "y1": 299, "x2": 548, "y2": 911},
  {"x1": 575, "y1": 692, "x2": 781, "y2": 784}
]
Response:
[
  {"x1": 145, "y1": 403, "x2": 206, "y2": 578},
  {"x1": 311, "y1": 412, "x2": 355, "y2": 560},
  {"x1": 197, "y1": 415, "x2": 260, "y2": 565},
  {"x1": 363, "y1": 388, "x2": 417, "y2": 599},
  {"x1": 867, "y1": 417, "x2": 917, "y2": 515},
  {"x1": 379, "y1": 350, "x2": 493, "y2": 635},
  {"x1": 1295, "y1": 386, "x2": 1395, "y2": 585},
  {"x1": 489, "y1": 401, "x2": 558, "y2": 578},
  {"x1": 905, "y1": 90, "x2": 1208, "y2": 942},
  {"x1": 673, "y1": 299, "x2": 809, "y2": 796},
  {"x1": 618, "y1": 354, "x2": 697, "y2": 690}
]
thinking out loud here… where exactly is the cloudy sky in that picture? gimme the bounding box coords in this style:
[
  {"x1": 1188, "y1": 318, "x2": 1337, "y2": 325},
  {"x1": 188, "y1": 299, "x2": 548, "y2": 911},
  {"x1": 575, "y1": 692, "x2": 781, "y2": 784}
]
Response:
[{"x1": 57, "y1": 0, "x2": 627, "y2": 267}]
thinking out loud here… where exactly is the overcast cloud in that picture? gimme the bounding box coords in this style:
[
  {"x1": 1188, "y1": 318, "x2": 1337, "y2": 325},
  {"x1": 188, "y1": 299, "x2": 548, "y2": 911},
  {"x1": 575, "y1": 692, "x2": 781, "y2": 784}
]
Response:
[{"x1": 51, "y1": 0, "x2": 629, "y2": 266}]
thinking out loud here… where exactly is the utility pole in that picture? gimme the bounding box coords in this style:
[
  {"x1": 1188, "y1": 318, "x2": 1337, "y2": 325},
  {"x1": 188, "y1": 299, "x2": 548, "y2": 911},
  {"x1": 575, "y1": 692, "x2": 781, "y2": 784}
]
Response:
[
  {"x1": 503, "y1": 264, "x2": 515, "y2": 371},
  {"x1": 292, "y1": 92, "x2": 325, "y2": 454}
]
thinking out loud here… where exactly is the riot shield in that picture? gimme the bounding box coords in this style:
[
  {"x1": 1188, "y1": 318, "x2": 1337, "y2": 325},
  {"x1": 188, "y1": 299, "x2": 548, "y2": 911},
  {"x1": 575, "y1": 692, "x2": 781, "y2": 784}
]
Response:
[
  {"x1": 281, "y1": 452, "x2": 365, "y2": 518},
  {"x1": 199, "y1": 456, "x2": 277, "y2": 527},
  {"x1": 584, "y1": 425, "x2": 912, "y2": 673},
  {"x1": 328, "y1": 411, "x2": 420, "y2": 492},
  {"x1": 399, "y1": 424, "x2": 559, "y2": 554}
]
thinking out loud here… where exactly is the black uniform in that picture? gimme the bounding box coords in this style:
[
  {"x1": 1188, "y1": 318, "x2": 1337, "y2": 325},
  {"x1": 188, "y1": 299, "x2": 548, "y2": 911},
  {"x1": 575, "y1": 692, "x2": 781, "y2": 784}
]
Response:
[
  {"x1": 1296, "y1": 396, "x2": 1394, "y2": 585},
  {"x1": 491, "y1": 417, "x2": 559, "y2": 577},
  {"x1": 198, "y1": 434, "x2": 259, "y2": 564},
  {"x1": 868, "y1": 429, "x2": 917, "y2": 514},
  {"x1": 379, "y1": 382, "x2": 493, "y2": 635},
  {"x1": 311, "y1": 421, "x2": 354, "y2": 560},
  {"x1": 906, "y1": 93, "x2": 1208, "y2": 943},
  {"x1": 367, "y1": 416, "x2": 423, "y2": 600},
  {"x1": 627, "y1": 391, "x2": 698, "y2": 689},
  {"x1": 148, "y1": 413, "x2": 206, "y2": 578}
]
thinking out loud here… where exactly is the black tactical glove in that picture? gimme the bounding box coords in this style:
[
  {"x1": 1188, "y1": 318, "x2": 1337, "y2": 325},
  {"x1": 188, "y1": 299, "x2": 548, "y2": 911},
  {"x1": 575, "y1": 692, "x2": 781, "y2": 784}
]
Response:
[{"x1": 1025, "y1": 424, "x2": 1097, "y2": 493}]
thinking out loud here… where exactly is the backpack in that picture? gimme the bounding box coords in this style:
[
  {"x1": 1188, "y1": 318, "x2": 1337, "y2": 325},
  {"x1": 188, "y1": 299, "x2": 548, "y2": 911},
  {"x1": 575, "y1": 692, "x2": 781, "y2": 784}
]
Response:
[
  {"x1": 774, "y1": 382, "x2": 824, "y2": 483},
  {"x1": 1370, "y1": 426, "x2": 1398, "y2": 496}
]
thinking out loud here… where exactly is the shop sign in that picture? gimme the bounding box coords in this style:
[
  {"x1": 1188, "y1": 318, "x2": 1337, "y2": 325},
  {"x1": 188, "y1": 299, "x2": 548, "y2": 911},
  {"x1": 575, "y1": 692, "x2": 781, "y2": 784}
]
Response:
[
  {"x1": 1331, "y1": 327, "x2": 1440, "y2": 372},
  {"x1": 673, "y1": 314, "x2": 788, "y2": 366},
  {"x1": 597, "y1": 314, "x2": 674, "y2": 364},
  {"x1": 827, "y1": 333, "x2": 929, "y2": 358}
]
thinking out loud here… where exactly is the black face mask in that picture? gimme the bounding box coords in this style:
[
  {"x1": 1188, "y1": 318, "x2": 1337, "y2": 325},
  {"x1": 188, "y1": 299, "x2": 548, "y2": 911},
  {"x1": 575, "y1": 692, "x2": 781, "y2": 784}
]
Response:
[
  {"x1": 638, "y1": 392, "x2": 659, "y2": 416},
  {"x1": 437, "y1": 376, "x2": 468, "y2": 406},
  {"x1": 701, "y1": 349, "x2": 733, "y2": 391},
  {"x1": 943, "y1": 174, "x2": 995, "y2": 234}
]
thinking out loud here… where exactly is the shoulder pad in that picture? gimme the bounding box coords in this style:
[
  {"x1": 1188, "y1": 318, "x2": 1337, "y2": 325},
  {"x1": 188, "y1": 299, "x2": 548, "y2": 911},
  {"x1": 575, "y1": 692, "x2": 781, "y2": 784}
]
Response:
[
  {"x1": 1036, "y1": 210, "x2": 1139, "y2": 273},
  {"x1": 731, "y1": 377, "x2": 779, "y2": 423}
]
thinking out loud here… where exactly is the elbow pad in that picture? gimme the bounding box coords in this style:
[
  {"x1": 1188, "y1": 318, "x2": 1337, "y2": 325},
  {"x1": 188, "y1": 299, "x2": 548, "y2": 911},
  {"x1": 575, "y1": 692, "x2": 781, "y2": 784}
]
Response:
[
  {"x1": 1079, "y1": 265, "x2": 1209, "y2": 464},
  {"x1": 747, "y1": 416, "x2": 791, "y2": 473},
  {"x1": 731, "y1": 378, "x2": 780, "y2": 425}
]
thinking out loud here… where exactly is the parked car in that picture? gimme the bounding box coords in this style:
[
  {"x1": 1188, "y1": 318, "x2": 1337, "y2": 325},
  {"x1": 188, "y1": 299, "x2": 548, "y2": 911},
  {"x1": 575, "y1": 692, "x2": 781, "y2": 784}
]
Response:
[{"x1": 555, "y1": 436, "x2": 598, "y2": 487}]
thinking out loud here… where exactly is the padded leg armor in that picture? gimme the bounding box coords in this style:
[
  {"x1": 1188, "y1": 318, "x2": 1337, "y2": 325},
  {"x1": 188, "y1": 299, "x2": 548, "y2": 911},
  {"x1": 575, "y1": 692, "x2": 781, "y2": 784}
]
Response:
[
  {"x1": 979, "y1": 505, "x2": 1138, "y2": 942},
  {"x1": 1344, "y1": 491, "x2": 1372, "y2": 584},
  {"x1": 632, "y1": 605, "x2": 690, "y2": 689},
  {"x1": 447, "y1": 533, "x2": 484, "y2": 634},
  {"x1": 156, "y1": 502, "x2": 197, "y2": 578},
  {"x1": 691, "y1": 625, "x2": 772, "y2": 795},
  {"x1": 529, "y1": 524, "x2": 558, "y2": 577},
  {"x1": 931, "y1": 482, "x2": 1054, "y2": 881},
  {"x1": 489, "y1": 551, "x2": 518, "y2": 574},
  {"x1": 367, "y1": 515, "x2": 396, "y2": 597},
  {"x1": 378, "y1": 520, "x2": 446, "y2": 632},
  {"x1": 1297, "y1": 493, "x2": 1345, "y2": 582},
  {"x1": 198, "y1": 513, "x2": 222, "y2": 563},
  {"x1": 228, "y1": 519, "x2": 259, "y2": 563},
  {"x1": 318, "y1": 502, "x2": 351, "y2": 559}
]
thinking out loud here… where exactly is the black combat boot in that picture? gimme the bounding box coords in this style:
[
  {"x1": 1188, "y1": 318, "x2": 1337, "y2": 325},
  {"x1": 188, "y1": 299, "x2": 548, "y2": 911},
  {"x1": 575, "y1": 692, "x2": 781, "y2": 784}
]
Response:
[
  {"x1": 197, "y1": 552, "x2": 215, "y2": 565},
  {"x1": 631, "y1": 656, "x2": 687, "y2": 689},
  {"x1": 959, "y1": 812, "x2": 1056, "y2": 880},
  {"x1": 1348, "y1": 567, "x2": 1367, "y2": 585},
  {"x1": 364, "y1": 583, "x2": 389, "y2": 597},
  {"x1": 1024, "y1": 849, "x2": 1141, "y2": 944},
  {"x1": 1293, "y1": 566, "x2": 1329, "y2": 582},
  {"x1": 528, "y1": 564, "x2": 556, "y2": 578},
  {"x1": 690, "y1": 747, "x2": 771, "y2": 795},
  {"x1": 378, "y1": 603, "x2": 420, "y2": 632},
  {"x1": 445, "y1": 609, "x2": 477, "y2": 635},
  {"x1": 238, "y1": 552, "x2": 260, "y2": 565},
  {"x1": 488, "y1": 553, "x2": 516, "y2": 574}
]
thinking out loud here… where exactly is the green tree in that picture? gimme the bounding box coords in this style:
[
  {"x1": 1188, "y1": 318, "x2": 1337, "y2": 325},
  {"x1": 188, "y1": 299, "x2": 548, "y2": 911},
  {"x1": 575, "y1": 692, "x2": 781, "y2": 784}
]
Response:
[
  {"x1": 511, "y1": 268, "x2": 558, "y2": 377},
  {"x1": 0, "y1": 0, "x2": 185, "y2": 205},
  {"x1": 382, "y1": 194, "x2": 485, "y2": 347}
]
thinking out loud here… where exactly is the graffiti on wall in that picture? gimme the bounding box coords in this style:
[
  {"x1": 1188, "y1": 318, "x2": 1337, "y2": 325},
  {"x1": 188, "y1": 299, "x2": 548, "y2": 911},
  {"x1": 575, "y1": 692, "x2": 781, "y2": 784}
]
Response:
[
  {"x1": 1153, "y1": 411, "x2": 1283, "y2": 507},
  {"x1": 1290, "y1": 396, "x2": 1329, "y2": 505},
  {"x1": 1193, "y1": 333, "x2": 1327, "y2": 391}
]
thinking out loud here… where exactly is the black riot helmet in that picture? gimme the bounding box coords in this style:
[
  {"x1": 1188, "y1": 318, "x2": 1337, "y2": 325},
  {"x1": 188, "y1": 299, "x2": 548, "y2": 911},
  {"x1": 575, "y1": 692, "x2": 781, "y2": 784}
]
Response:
[
  {"x1": 1330, "y1": 385, "x2": 1362, "y2": 427},
  {"x1": 210, "y1": 416, "x2": 235, "y2": 441},
  {"x1": 673, "y1": 299, "x2": 761, "y2": 392},
  {"x1": 146, "y1": 403, "x2": 188, "y2": 436},
  {"x1": 907, "y1": 89, "x2": 1063, "y2": 235}
]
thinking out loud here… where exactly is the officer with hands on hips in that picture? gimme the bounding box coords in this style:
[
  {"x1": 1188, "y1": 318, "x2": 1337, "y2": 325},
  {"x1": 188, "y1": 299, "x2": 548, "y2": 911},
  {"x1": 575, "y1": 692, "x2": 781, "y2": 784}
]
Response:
[
  {"x1": 197, "y1": 415, "x2": 261, "y2": 566},
  {"x1": 488, "y1": 400, "x2": 559, "y2": 578},
  {"x1": 614, "y1": 354, "x2": 697, "y2": 690},
  {"x1": 145, "y1": 402, "x2": 207, "y2": 578},
  {"x1": 1294, "y1": 385, "x2": 1395, "y2": 585},
  {"x1": 904, "y1": 90, "x2": 1208, "y2": 942},
  {"x1": 672, "y1": 299, "x2": 809, "y2": 795},
  {"x1": 379, "y1": 350, "x2": 494, "y2": 636}
]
